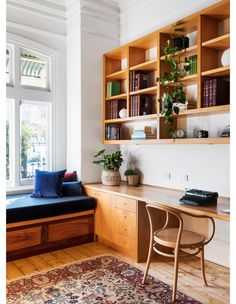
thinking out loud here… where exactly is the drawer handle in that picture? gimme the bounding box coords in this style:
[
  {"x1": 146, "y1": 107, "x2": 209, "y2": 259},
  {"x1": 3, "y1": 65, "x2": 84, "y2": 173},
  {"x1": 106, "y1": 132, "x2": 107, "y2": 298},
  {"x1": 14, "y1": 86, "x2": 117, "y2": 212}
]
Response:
[
  {"x1": 124, "y1": 216, "x2": 127, "y2": 219},
  {"x1": 124, "y1": 228, "x2": 127, "y2": 232},
  {"x1": 124, "y1": 203, "x2": 127, "y2": 205}
]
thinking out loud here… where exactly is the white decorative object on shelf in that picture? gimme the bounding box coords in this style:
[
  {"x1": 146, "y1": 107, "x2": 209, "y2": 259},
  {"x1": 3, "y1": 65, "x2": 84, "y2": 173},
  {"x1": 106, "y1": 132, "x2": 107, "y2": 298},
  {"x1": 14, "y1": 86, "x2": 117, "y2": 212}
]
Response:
[
  {"x1": 221, "y1": 48, "x2": 230, "y2": 67},
  {"x1": 119, "y1": 108, "x2": 127, "y2": 118}
]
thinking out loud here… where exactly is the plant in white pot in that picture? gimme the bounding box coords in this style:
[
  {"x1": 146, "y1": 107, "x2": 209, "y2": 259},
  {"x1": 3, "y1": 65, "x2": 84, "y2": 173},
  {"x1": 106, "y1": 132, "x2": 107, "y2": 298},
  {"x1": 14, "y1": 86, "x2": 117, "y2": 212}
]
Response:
[
  {"x1": 124, "y1": 168, "x2": 140, "y2": 187},
  {"x1": 93, "y1": 149, "x2": 124, "y2": 186}
]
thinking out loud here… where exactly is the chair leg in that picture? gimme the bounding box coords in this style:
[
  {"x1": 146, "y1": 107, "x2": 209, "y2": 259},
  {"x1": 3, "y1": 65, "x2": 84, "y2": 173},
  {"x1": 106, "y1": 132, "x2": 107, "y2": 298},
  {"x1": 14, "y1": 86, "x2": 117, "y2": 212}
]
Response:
[
  {"x1": 200, "y1": 246, "x2": 208, "y2": 286},
  {"x1": 142, "y1": 239, "x2": 153, "y2": 284},
  {"x1": 172, "y1": 248, "x2": 179, "y2": 302}
]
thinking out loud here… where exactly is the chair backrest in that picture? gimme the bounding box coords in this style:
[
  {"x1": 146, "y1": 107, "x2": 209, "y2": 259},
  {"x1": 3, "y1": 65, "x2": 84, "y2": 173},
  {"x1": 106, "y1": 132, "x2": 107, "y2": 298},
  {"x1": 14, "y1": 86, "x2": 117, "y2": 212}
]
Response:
[{"x1": 146, "y1": 203, "x2": 183, "y2": 231}]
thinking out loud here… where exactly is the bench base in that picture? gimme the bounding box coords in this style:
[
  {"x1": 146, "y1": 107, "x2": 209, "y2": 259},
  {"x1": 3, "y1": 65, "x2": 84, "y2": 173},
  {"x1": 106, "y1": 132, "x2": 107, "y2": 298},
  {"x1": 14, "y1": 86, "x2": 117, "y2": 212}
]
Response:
[{"x1": 7, "y1": 210, "x2": 94, "y2": 261}]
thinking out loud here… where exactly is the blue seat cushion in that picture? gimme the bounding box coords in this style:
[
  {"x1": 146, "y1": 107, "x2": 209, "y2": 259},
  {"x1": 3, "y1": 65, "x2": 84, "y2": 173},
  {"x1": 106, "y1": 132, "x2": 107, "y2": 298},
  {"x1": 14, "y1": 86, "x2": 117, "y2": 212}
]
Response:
[{"x1": 6, "y1": 193, "x2": 96, "y2": 223}]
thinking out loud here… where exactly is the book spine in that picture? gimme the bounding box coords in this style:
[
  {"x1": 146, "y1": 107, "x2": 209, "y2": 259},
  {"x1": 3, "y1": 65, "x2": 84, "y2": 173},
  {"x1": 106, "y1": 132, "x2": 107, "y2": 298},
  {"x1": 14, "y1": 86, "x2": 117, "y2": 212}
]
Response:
[
  {"x1": 129, "y1": 71, "x2": 133, "y2": 92},
  {"x1": 205, "y1": 80, "x2": 209, "y2": 107},
  {"x1": 212, "y1": 78, "x2": 217, "y2": 107},
  {"x1": 209, "y1": 79, "x2": 213, "y2": 107}
]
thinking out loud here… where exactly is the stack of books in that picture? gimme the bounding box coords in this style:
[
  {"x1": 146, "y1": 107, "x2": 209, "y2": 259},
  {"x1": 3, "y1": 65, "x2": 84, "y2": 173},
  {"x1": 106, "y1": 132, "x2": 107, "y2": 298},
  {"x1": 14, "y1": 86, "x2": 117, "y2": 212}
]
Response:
[
  {"x1": 107, "y1": 81, "x2": 121, "y2": 97},
  {"x1": 130, "y1": 95, "x2": 153, "y2": 117},
  {"x1": 202, "y1": 78, "x2": 229, "y2": 108},
  {"x1": 161, "y1": 101, "x2": 196, "y2": 113},
  {"x1": 131, "y1": 126, "x2": 156, "y2": 140},
  {"x1": 187, "y1": 55, "x2": 197, "y2": 75},
  {"x1": 130, "y1": 71, "x2": 149, "y2": 91},
  {"x1": 105, "y1": 125, "x2": 121, "y2": 140},
  {"x1": 106, "y1": 100, "x2": 126, "y2": 119}
]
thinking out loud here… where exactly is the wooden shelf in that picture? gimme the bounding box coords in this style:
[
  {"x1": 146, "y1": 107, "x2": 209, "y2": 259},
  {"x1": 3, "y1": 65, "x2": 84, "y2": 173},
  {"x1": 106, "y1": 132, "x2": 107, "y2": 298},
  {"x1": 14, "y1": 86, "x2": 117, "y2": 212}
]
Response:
[
  {"x1": 104, "y1": 137, "x2": 229, "y2": 145},
  {"x1": 103, "y1": 1, "x2": 230, "y2": 145},
  {"x1": 158, "y1": 138, "x2": 229, "y2": 144},
  {"x1": 106, "y1": 93, "x2": 127, "y2": 101},
  {"x1": 105, "y1": 114, "x2": 157, "y2": 124},
  {"x1": 104, "y1": 139, "x2": 158, "y2": 145},
  {"x1": 175, "y1": 104, "x2": 230, "y2": 117},
  {"x1": 106, "y1": 70, "x2": 127, "y2": 80},
  {"x1": 130, "y1": 86, "x2": 157, "y2": 96},
  {"x1": 202, "y1": 33, "x2": 230, "y2": 50},
  {"x1": 160, "y1": 45, "x2": 197, "y2": 60},
  {"x1": 129, "y1": 59, "x2": 157, "y2": 71},
  {"x1": 202, "y1": 66, "x2": 230, "y2": 77}
]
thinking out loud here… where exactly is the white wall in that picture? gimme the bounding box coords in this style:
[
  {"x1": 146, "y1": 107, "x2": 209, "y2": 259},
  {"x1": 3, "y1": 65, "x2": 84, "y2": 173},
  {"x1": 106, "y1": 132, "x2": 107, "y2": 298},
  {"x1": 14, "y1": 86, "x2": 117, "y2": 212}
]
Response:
[
  {"x1": 6, "y1": 0, "x2": 67, "y2": 170},
  {"x1": 119, "y1": 0, "x2": 230, "y2": 267},
  {"x1": 66, "y1": 0, "x2": 120, "y2": 182}
]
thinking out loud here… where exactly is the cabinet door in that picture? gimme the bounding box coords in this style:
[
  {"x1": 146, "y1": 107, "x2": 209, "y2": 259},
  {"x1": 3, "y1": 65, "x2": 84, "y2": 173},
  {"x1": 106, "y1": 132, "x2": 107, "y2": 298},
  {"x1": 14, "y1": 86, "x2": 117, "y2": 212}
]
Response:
[{"x1": 96, "y1": 191, "x2": 115, "y2": 240}]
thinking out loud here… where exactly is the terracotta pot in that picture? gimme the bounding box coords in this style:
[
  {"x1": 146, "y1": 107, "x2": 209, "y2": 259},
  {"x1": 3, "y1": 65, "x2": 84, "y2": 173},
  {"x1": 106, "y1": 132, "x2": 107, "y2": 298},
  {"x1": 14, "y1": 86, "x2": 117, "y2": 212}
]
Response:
[
  {"x1": 101, "y1": 170, "x2": 121, "y2": 186},
  {"x1": 127, "y1": 175, "x2": 139, "y2": 186}
]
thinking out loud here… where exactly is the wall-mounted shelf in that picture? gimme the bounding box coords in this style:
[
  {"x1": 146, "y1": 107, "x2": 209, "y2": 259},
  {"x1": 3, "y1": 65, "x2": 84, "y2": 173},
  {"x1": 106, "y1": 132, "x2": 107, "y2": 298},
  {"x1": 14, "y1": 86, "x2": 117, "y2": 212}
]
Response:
[
  {"x1": 103, "y1": 0, "x2": 230, "y2": 145},
  {"x1": 202, "y1": 33, "x2": 230, "y2": 50}
]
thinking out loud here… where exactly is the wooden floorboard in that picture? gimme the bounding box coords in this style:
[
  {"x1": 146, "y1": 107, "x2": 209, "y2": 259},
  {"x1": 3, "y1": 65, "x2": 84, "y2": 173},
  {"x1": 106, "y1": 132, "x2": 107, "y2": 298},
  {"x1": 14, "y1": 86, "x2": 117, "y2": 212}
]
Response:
[{"x1": 6, "y1": 241, "x2": 229, "y2": 304}]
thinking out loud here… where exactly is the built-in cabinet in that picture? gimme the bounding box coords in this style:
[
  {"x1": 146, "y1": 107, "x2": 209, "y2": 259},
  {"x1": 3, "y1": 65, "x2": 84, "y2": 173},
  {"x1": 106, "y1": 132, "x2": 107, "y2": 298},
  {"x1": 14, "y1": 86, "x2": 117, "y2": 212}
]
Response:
[{"x1": 85, "y1": 188, "x2": 139, "y2": 260}]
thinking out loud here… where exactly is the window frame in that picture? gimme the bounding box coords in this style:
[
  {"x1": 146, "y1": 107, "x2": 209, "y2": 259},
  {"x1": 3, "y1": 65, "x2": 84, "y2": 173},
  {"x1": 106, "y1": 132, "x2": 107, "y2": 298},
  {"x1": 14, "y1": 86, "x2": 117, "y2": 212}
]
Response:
[{"x1": 6, "y1": 35, "x2": 57, "y2": 192}]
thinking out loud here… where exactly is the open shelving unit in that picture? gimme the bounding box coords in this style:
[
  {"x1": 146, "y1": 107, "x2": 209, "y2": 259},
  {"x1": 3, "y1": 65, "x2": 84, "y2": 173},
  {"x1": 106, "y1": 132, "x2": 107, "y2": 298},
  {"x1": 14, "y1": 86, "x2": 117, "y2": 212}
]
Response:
[{"x1": 102, "y1": 0, "x2": 230, "y2": 145}]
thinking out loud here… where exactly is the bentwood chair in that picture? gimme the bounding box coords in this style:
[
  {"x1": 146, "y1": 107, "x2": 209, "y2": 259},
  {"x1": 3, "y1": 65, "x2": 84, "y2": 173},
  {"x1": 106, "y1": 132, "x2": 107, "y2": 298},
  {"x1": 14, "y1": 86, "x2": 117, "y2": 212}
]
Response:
[{"x1": 142, "y1": 203, "x2": 215, "y2": 302}]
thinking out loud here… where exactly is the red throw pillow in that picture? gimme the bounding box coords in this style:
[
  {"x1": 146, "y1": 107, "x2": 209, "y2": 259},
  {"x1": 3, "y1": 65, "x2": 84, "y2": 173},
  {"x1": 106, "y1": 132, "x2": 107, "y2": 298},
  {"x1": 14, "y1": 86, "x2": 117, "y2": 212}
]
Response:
[{"x1": 64, "y1": 171, "x2": 78, "y2": 182}]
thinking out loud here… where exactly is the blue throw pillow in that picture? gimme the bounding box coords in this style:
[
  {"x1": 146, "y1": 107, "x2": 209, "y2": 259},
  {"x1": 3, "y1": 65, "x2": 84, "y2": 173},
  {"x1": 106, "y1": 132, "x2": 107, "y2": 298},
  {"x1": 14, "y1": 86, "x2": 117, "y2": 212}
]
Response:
[
  {"x1": 62, "y1": 181, "x2": 83, "y2": 196},
  {"x1": 32, "y1": 169, "x2": 66, "y2": 198}
]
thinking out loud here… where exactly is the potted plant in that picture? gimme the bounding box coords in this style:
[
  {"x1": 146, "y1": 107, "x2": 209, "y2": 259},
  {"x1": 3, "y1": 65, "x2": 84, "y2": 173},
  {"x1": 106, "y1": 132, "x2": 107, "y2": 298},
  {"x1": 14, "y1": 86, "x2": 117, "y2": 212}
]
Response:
[
  {"x1": 124, "y1": 168, "x2": 140, "y2": 186},
  {"x1": 93, "y1": 149, "x2": 123, "y2": 186},
  {"x1": 156, "y1": 25, "x2": 190, "y2": 138}
]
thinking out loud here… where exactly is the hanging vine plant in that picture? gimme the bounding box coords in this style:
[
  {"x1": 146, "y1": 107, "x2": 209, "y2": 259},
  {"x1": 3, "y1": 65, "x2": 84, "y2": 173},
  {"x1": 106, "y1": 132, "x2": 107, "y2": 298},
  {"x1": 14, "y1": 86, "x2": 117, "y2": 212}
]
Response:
[{"x1": 156, "y1": 25, "x2": 190, "y2": 138}]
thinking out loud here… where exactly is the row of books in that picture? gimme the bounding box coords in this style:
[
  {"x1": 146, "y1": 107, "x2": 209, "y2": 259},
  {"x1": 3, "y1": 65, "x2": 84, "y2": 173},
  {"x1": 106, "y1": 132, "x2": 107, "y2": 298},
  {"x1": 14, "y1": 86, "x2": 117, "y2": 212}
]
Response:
[
  {"x1": 187, "y1": 55, "x2": 197, "y2": 75},
  {"x1": 107, "y1": 81, "x2": 120, "y2": 97},
  {"x1": 106, "y1": 100, "x2": 126, "y2": 120},
  {"x1": 105, "y1": 125, "x2": 121, "y2": 140},
  {"x1": 130, "y1": 95, "x2": 153, "y2": 117},
  {"x1": 202, "y1": 78, "x2": 229, "y2": 108},
  {"x1": 131, "y1": 126, "x2": 156, "y2": 140},
  {"x1": 129, "y1": 71, "x2": 149, "y2": 91}
]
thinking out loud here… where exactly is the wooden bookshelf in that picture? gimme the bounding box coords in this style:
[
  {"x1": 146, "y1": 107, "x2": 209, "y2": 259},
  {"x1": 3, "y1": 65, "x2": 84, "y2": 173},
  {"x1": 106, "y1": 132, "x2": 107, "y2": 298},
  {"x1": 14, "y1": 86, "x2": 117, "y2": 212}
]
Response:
[{"x1": 103, "y1": 0, "x2": 230, "y2": 144}]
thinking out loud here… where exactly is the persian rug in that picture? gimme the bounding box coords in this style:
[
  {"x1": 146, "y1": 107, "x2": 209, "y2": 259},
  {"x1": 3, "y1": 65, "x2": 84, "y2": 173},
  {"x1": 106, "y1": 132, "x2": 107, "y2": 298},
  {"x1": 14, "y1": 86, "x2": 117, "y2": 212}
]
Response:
[{"x1": 7, "y1": 255, "x2": 202, "y2": 304}]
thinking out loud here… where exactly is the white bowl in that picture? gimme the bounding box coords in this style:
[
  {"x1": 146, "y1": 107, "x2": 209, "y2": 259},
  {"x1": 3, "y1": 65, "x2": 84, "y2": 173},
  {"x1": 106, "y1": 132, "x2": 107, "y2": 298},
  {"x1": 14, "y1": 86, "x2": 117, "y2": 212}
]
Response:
[{"x1": 221, "y1": 48, "x2": 230, "y2": 67}]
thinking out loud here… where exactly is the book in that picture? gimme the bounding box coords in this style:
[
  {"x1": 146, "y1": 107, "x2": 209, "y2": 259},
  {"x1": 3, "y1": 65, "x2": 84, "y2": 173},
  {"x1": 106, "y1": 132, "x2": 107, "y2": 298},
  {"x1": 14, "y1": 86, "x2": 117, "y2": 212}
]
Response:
[
  {"x1": 130, "y1": 71, "x2": 149, "y2": 92},
  {"x1": 106, "y1": 125, "x2": 122, "y2": 140},
  {"x1": 106, "y1": 81, "x2": 121, "y2": 97},
  {"x1": 202, "y1": 78, "x2": 229, "y2": 108}
]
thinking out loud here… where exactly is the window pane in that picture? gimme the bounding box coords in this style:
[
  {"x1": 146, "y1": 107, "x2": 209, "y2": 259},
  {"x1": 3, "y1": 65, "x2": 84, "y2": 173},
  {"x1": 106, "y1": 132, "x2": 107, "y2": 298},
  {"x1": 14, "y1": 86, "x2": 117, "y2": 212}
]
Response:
[
  {"x1": 6, "y1": 99, "x2": 14, "y2": 183},
  {"x1": 6, "y1": 48, "x2": 11, "y2": 84},
  {"x1": 21, "y1": 50, "x2": 48, "y2": 88},
  {"x1": 20, "y1": 102, "x2": 49, "y2": 181}
]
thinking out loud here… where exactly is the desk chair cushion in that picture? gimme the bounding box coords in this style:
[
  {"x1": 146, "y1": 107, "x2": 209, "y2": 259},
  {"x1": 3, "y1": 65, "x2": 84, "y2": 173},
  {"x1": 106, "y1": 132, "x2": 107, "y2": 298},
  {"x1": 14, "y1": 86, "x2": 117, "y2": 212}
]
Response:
[{"x1": 154, "y1": 228, "x2": 205, "y2": 249}]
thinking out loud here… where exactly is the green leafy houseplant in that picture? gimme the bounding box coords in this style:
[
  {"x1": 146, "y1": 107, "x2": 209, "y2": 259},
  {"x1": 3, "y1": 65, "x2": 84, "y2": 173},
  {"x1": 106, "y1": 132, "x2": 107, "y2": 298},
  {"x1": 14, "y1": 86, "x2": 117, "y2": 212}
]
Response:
[
  {"x1": 124, "y1": 168, "x2": 140, "y2": 176},
  {"x1": 93, "y1": 149, "x2": 123, "y2": 171},
  {"x1": 93, "y1": 149, "x2": 124, "y2": 186},
  {"x1": 124, "y1": 168, "x2": 140, "y2": 186},
  {"x1": 156, "y1": 25, "x2": 190, "y2": 138}
]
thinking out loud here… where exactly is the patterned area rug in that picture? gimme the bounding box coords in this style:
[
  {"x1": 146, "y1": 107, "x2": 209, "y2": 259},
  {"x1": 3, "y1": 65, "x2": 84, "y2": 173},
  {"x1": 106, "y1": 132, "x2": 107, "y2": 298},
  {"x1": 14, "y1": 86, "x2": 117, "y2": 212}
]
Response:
[{"x1": 7, "y1": 255, "x2": 202, "y2": 304}]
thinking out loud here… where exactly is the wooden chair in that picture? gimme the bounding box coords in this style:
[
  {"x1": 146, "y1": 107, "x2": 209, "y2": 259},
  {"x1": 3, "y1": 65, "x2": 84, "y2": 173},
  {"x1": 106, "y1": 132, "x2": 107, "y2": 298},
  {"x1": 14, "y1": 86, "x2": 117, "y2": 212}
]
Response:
[{"x1": 142, "y1": 203, "x2": 215, "y2": 302}]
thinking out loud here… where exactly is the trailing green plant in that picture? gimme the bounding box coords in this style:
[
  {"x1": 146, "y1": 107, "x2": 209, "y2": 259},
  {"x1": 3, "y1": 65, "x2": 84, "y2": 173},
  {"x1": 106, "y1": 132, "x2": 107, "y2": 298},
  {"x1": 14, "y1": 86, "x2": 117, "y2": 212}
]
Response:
[
  {"x1": 156, "y1": 24, "x2": 190, "y2": 138},
  {"x1": 124, "y1": 168, "x2": 140, "y2": 176},
  {"x1": 93, "y1": 149, "x2": 123, "y2": 171}
]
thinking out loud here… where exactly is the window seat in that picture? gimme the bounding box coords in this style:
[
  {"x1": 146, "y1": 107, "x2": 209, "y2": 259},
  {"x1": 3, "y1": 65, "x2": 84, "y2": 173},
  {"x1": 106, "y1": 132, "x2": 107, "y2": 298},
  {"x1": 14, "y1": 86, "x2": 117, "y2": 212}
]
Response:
[
  {"x1": 7, "y1": 193, "x2": 96, "y2": 223},
  {"x1": 6, "y1": 194, "x2": 96, "y2": 261}
]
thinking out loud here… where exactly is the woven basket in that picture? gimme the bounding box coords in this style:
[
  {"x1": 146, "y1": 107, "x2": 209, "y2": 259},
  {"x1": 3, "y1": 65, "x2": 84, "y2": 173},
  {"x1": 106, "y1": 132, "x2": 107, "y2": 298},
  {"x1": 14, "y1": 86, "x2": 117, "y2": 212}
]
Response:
[{"x1": 101, "y1": 170, "x2": 121, "y2": 186}]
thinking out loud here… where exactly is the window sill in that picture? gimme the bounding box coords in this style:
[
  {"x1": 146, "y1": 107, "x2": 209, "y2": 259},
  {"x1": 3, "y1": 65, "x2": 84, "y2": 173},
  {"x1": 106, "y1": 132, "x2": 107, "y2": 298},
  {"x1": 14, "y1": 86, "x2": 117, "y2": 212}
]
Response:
[{"x1": 6, "y1": 186, "x2": 34, "y2": 196}]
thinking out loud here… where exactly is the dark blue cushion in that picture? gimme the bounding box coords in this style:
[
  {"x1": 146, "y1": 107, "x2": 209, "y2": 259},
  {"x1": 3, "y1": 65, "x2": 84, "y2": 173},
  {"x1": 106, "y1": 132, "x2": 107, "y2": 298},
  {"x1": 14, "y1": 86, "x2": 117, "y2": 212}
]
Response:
[
  {"x1": 32, "y1": 169, "x2": 66, "y2": 198},
  {"x1": 62, "y1": 181, "x2": 83, "y2": 196},
  {"x1": 7, "y1": 194, "x2": 96, "y2": 223}
]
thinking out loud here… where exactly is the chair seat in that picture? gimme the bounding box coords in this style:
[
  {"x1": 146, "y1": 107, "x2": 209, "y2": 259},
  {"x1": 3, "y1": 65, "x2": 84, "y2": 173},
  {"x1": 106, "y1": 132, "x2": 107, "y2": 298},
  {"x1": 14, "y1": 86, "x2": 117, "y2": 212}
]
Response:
[{"x1": 154, "y1": 228, "x2": 205, "y2": 249}]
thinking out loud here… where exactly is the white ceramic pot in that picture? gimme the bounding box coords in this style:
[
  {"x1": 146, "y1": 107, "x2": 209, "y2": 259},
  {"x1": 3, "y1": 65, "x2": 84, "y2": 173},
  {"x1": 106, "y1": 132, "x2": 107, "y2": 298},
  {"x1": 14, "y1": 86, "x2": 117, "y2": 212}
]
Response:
[
  {"x1": 221, "y1": 48, "x2": 230, "y2": 67},
  {"x1": 119, "y1": 108, "x2": 127, "y2": 118},
  {"x1": 101, "y1": 170, "x2": 121, "y2": 186}
]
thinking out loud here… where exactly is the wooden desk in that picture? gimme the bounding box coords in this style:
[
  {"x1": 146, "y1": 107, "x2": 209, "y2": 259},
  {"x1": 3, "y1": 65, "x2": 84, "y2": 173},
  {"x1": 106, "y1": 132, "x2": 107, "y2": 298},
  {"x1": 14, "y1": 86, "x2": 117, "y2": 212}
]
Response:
[
  {"x1": 84, "y1": 183, "x2": 230, "y2": 221},
  {"x1": 83, "y1": 183, "x2": 230, "y2": 262}
]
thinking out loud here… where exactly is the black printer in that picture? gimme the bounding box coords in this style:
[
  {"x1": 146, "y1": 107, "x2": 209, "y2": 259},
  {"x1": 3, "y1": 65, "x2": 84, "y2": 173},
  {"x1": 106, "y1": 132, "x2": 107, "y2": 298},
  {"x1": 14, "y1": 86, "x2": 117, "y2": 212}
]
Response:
[{"x1": 179, "y1": 189, "x2": 218, "y2": 206}]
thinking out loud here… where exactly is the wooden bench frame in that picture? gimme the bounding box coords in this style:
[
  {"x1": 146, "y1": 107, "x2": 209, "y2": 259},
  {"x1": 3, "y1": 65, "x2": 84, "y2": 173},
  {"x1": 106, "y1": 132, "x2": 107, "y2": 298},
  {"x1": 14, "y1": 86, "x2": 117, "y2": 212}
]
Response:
[{"x1": 7, "y1": 210, "x2": 94, "y2": 261}]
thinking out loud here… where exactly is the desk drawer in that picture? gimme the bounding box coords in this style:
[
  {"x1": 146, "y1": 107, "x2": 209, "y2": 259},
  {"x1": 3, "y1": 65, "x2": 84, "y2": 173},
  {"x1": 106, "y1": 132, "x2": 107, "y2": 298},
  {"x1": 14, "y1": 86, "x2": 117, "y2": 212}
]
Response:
[
  {"x1": 113, "y1": 231, "x2": 136, "y2": 252},
  {"x1": 114, "y1": 209, "x2": 136, "y2": 239},
  {"x1": 115, "y1": 196, "x2": 136, "y2": 213},
  {"x1": 7, "y1": 227, "x2": 41, "y2": 251}
]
